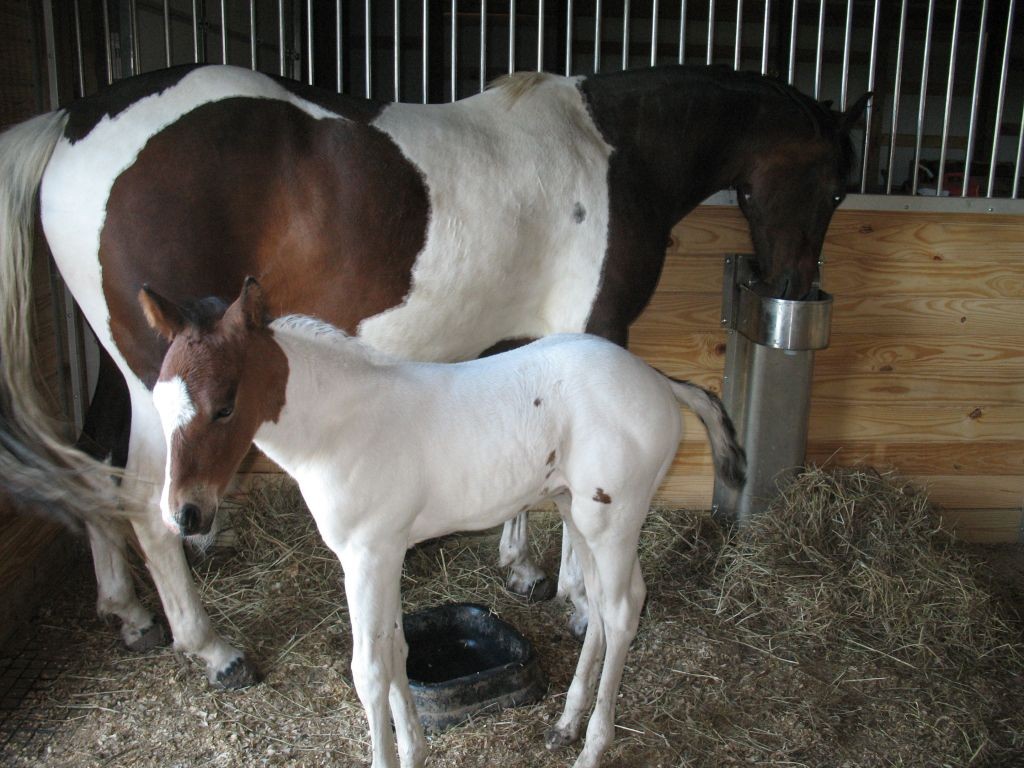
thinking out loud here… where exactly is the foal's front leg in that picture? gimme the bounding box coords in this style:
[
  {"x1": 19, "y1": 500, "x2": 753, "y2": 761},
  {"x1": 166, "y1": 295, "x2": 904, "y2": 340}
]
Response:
[
  {"x1": 337, "y1": 542, "x2": 425, "y2": 768},
  {"x1": 499, "y1": 512, "x2": 555, "y2": 601}
]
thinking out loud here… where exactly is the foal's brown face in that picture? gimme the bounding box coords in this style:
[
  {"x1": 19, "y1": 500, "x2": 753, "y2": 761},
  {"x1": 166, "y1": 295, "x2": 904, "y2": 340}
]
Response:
[{"x1": 142, "y1": 279, "x2": 287, "y2": 536}]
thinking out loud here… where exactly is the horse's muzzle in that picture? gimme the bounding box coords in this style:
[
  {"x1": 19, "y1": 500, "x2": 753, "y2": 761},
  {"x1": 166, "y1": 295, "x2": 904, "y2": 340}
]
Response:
[{"x1": 174, "y1": 502, "x2": 210, "y2": 536}]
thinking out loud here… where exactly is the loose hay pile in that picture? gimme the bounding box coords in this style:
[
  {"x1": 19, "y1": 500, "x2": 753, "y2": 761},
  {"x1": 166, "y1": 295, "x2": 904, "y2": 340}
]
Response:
[{"x1": 5, "y1": 468, "x2": 1023, "y2": 767}]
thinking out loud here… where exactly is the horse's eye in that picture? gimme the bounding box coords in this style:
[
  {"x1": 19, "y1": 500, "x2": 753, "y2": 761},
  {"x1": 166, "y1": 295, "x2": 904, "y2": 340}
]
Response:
[{"x1": 214, "y1": 405, "x2": 234, "y2": 421}]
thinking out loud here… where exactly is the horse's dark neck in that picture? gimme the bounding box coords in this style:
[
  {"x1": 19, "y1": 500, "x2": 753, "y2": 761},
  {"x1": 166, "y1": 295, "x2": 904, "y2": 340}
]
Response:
[{"x1": 579, "y1": 65, "x2": 815, "y2": 226}]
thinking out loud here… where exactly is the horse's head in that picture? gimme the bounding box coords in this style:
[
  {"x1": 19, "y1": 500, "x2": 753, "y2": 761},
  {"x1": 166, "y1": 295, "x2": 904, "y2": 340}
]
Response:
[
  {"x1": 140, "y1": 278, "x2": 287, "y2": 537},
  {"x1": 735, "y1": 91, "x2": 870, "y2": 300}
]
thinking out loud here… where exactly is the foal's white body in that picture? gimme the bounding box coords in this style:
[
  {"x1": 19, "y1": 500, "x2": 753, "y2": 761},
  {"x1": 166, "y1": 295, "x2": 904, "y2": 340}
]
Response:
[{"x1": 154, "y1": 313, "x2": 739, "y2": 768}]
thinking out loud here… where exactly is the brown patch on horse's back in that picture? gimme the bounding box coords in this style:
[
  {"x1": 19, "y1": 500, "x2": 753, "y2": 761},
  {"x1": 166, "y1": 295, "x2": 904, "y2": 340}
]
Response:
[
  {"x1": 99, "y1": 97, "x2": 427, "y2": 387},
  {"x1": 593, "y1": 488, "x2": 612, "y2": 504}
]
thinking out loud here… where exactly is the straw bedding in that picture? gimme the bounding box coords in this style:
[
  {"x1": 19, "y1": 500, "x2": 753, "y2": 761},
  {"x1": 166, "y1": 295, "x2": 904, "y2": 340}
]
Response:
[{"x1": 4, "y1": 467, "x2": 1023, "y2": 767}]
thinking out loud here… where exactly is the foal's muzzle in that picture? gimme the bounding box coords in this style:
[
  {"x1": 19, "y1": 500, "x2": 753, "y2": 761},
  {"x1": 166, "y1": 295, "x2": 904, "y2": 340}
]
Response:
[{"x1": 175, "y1": 502, "x2": 209, "y2": 536}]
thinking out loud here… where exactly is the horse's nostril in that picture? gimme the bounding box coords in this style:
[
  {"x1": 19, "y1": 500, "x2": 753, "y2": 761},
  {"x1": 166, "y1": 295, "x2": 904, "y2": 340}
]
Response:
[{"x1": 177, "y1": 503, "x2": 201, "y2": 535}]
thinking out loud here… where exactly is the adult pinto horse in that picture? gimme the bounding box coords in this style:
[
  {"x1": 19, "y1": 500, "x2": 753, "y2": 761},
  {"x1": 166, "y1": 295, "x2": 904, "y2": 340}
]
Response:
[{"x1": 0, "y1": 63, "x2": 867, "y2": 686}]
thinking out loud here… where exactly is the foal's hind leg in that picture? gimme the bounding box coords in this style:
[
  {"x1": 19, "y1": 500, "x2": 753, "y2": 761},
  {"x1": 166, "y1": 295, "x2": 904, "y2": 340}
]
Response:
[
  {"x1": 555, "y1": 495, "x2": 589, "y2": 640},
  {"x1": 499, "y1": 512, "x2": 555, "y2": 601}
]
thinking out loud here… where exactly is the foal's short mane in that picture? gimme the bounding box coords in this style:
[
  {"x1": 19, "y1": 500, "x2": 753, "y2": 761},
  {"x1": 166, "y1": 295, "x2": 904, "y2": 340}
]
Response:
[{"x1": 270, "y1": 314, "x2": 400, "y2": 365}]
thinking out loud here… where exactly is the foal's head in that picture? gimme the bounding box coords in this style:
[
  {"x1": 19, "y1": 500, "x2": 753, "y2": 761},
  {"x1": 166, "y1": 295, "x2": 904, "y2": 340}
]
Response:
[{"x1": 140, "y1": 278, "x2": 287, "y2": 536}]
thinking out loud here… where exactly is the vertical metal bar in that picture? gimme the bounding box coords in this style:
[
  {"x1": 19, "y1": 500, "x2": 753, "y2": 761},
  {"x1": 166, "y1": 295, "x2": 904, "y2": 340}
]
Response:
[
  {"x1": 423, "y1": 0, "x2": 429, "y2": 101},
  {"x1": 840, "y1": 0, "x2": 853, "y2": 109},
  {"x1": 193, "y1": 0, "x2": 202, "y2": 64},
  {"x1": 250, "y1": 0, "x2": 258, "y2": 70},
  {"x1": 1013, "y1": 99, "x2": 1024, "y2": 198},
  {"x1": 733, "y1": 0, "x2": 742, "y2": 71},
  {"x1": 129, "y1": 0, "x2": 141, "y2": 74},
  {"x1": 911, "y1": 0, "x2": 935, "y2": 196},
  {"x1": 936, "y1": 0, "x2": 963, "y2": 196},
  {"x1": 651, "y1": 0, "x2": 659, "y2": 67},
  {"x1": 963, "y1": 0, "x2": 989, "y2": 197},
  {"x1": 396, "y1": 0, "x2": 402, "y2": 99},
  {"x1": 566, "y1": 0, "x2": 575, "y2": 74},
  {"x1": 538, "y1": 0, "x2": 546, "y2": 71},
  {"x1": 222, "y1": 0, "x2": 230, "y2": 64},
  {"x1": 787, "y1": 0, "x2": 797, "y2": 84},
  {"x1": 885, "y1": 0, "x2": 909, "y2": 195},
  {"x1": 278, "y1": 0, "x2": 286, "y2": 76},
  {"x1": 593, "y1": 0, "x2": 602, "y2": 71},
  {"x1": 164, "y1": 0, "x2": 172, "y2": 68},
  {"x1": 706, "y1": 0, "x2": 715, "y2": 66},
  {"x1": 366, "y1": 0, "x2": 374, "y2": 98},
  {"x1": 307, "y1": 0, "x2": 315, "y2": 84},
  {"x1": 480, "y1": 0, "x2": 487, "y2": 91},
  {"x1": 621, "y1": 0, "x2": 630, "y2": 70},
  {"x1": 507, "y1": 0, "x2": 516, "y2": 74},
  {"x1": 813, "y1": 0, "x2": 825, "y2": 99},
  {"x1": 74, "y1": 0, "x2": 87, "y2": 95},
  {"x1": 987, "y1": 0, "x2": 1016, "y2": 198},
  {"x1": 101, "y1": 0, "x2": 113, "y2": 82},
  {"x1": 450, "y1": 0, "x2": 457, "y2": 100},
  {"x1": 760, "y1": 0, "x2": 770, "y2": 75},
  {"x1": 860, "y1": 0, "x2": 881, "y2": 193},
  {"x1": 678, "y1": 0, "x2": 686, "y2": 64}
]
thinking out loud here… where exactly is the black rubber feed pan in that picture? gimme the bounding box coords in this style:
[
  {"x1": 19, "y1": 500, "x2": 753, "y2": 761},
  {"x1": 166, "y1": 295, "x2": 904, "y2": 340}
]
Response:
[{"x1": 403, "y1": 603, "x2": 547, "y2": 732}]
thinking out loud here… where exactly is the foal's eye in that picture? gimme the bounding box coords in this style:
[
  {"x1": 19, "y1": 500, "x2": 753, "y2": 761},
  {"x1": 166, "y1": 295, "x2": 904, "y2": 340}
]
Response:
[{"x1": 214, "y1": 405, "x2": 234, "y2": 421}]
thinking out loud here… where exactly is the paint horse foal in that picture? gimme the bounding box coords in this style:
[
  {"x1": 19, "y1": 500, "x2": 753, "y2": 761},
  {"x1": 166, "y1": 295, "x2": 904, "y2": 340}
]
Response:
[{"x1": 143, "y1": 278, "x2": 744, "y2": 768}]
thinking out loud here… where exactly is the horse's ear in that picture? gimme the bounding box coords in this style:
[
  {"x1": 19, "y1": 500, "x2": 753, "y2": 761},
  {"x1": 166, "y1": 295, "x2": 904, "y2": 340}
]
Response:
[
  {"x1": 239, "y1": 276, "x2": 269, "y2": 329},
  {"x1": 841, "y1": 92, "x2": 872, "y2": 131},
  {"x1": 139, "y1": 285, "x2": 187, "y2": 341}
]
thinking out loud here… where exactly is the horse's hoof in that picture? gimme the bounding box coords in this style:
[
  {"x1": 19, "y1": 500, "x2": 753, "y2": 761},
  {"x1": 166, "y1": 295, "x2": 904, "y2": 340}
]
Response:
[
  {"x1": 124, "y1": 620, "x2": 170, "y2": 653},
  {"x1": 544, "y1": 725, "x2": 577, "y2": 750},
  {"x1": 527, "y1": 577, "x2": 557, "y2": 603},
  {"x1": 567, "y1": 611, "x2": 588, "y2": 642},
  {"x1": 212, "y1": 655, "x2": 261, "y2": 689}
]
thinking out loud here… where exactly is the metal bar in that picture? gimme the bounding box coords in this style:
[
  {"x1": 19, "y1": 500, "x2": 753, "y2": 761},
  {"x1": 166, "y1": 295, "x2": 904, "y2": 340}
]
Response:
[
  {"x1": 129, "y1": 0, "x2": 141, "y2": 73},
  {"x1": 538, "y1": 0, "x2": 546, "y2": 71},
  {"x1": 101, "y1": 0, "x2": 113, "y2": 82},
  {"x1": 885, "y1": 0, "x2": 909, "y2": 195},
  {"x1": 593, "y1": 0, "x2": 601, "y2": 71},
  {"x1": 193, "y1": 0, "x2": 201, "y2": 64},
  {"x1": 963, "y1": 0, "x2": 989, "y2": 198},
  {"x1": 1014, "y1": 98, "x2": 1024, "y2": 198},
  {"x1": 840, "y1": 0, "x2": 853, "y2": 109},
  {"x1": 74, "y1": 0, "x2": 86, "y2": 95},
  {"x1": 706, "y1": 0, "x2": 715, "y2": 66},
  {"x1": 307, "y1": 0, "x2": 314, "y2": 84},
  {"x1": 278, "y1": 0, "x2": 286, "y2": 76},
  {"x1": 787, "y1": 0, "x2": 797, "y2": 84},
  {"x1": 813, "y1": 0, "x2": 825, "y2": 99},
  {"x1": 911, "y1": 0, "x2": 936, "y2": 196},
  {"x1": 622, "y1": 0, "x2": 630, "y2": 70},
  {"x1": 396, "y1": 0, "x2": 402, "y2": 98},
  {"x1": 760, "y1": 0, "x2": 770, "y2": 75},
  {"x1": 366, "y1": 0, "x2": 374, "y2": 98},
  {"x1": 250, "y1": 0, "x2": 258, "y2": 70},
  {"x1": 422, "y1": 0, "x2": 429, "y2": 101},
  {"x1": 509, "y1": 0, "x2": 516, "y2": 73},
  {"x1": 860, "y1": 0, "x2": 881, "y2": 193},
  {"x1": 480, "y1": 0, "x2": 487, "y2": 91},
  {"x1": 222, "y1": 0, "x2": 229, "y2": 64},
  {"x1": 450, "y1": 0, "x2": 457, "y2": 100},
  {"x1": 567, "y1": 0, "x2": 575, "y2": 74},
  {"x1": 651, "y1": 0, "x2": 659, "y2": 67},
  {"x1": 936, "y1": 0, "x2": 963, "y2": 196},
  {"x1": 987, "y1": 0, "x2": 1016, "y2": 198},
  {"x1": 164, "y1": 0, "x2": 172, "y2": 68},
  {"x1": 678, "y1": 0, "x2": 686, "y2": 64},
  {"x1": 734, "y1": 0, "x2": 742, "y2": 70}
]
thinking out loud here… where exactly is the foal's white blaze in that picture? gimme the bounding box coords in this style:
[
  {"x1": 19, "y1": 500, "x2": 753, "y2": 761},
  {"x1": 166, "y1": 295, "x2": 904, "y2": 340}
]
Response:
[{"x1": 152, "y1": 376, "x2": 197, "y2": 526}]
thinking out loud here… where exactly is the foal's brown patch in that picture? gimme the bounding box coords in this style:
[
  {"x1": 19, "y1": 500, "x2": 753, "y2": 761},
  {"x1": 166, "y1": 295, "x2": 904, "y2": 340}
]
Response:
[
  {"x1": 546, "y1": 450, "x2": 556, "y2": 466},
  {"x1": 534, "y1": 397, "x2": 542, "y2": 407},
  {"x1": 593, "y1": 488, "x2": 612, "y2": 504}
]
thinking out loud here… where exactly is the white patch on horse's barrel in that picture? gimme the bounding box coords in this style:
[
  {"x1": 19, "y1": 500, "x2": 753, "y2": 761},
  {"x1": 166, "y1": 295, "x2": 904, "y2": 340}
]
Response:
[{"x1": 362, "y1": 74, "x2": 613, "y2": 361}]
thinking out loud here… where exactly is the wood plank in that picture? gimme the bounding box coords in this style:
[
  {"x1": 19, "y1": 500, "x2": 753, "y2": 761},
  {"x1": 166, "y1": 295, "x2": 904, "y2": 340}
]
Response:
[
  {"x1": 905, "y1": 475, "x2": 1024, "y2": 509},
  {"x1": 807, "y1": 404, "x2": 1024, "y2": 442},
  {"x1": 809, "y1": 371, "x2": 1023, "y2": 407},
  {"x1": 806, "y1": 440, "x2": 1024, "y2": 477},
  {"x1": 936, "y1": 508, "x2": 1022, "y2": 544}
]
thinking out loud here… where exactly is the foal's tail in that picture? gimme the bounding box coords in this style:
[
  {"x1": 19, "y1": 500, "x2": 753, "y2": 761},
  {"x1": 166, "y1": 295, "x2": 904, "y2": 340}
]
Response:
[
  {"x1": 666, "y1": 377, "x2": 746, "y2": 489},
  {"x1": 0, "y1": 110, "x2": 118, "y2": 528}
]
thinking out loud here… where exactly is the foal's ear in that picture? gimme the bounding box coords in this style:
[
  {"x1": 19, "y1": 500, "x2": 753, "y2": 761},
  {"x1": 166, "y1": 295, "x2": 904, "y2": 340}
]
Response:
[
  {"x1": 841, "y1": 92, "x2": 872, "y2": 131},
  {"x1": 139, "y1": 285, "x2": 187, "y2": 341},
  {"x1": 238, "y1": 276, "x2": 269, "y2": 329}
]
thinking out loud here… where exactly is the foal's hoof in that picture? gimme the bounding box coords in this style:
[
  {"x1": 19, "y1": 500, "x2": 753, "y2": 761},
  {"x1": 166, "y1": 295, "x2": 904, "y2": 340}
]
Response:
[
  {"x1": 212, "y1": 655, "x2": 261, "y2": 689},
  {"x1": 507, "y1": 575, "x2": 557, "y2": 603},
  {"x1": 567, "y1": 611, "x2": 588, "y2": 643},
  {"x1": 124, "y1": 620, "x2": 171, "y2": 653},
  {"x1": 544, "y1": 725, "x2": 578, "y2": 750}
]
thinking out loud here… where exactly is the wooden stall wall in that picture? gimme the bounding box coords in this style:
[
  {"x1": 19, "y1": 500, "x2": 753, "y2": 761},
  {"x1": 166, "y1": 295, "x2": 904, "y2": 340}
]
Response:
[{"x1": 631, "y1": 205, "x2": 1024, "y2": 543}]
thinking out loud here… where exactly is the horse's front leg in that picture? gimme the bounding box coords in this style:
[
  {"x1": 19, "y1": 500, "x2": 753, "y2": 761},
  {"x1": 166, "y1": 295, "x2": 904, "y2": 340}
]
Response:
[
  {"x1": 337, "y1": 542, "x2": 424, "y2": 768},
  {"x1": 498, "y1": 512, "x2": 555, "y2": 601}
]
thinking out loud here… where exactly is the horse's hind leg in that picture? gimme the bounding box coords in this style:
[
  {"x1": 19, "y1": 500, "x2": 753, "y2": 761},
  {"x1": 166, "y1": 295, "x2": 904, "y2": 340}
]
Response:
[
  {"x1": 555, "y1": 495, "x2": 589, "y2": 640},
  {"x1": 498, "y1": 512, "x2": 555, "y2": 601}
]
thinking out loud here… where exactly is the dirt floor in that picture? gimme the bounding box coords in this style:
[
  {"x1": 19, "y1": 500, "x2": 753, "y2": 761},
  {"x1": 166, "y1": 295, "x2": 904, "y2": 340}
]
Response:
[{"x1": 1, "y1": 474, "x2": 1023, "y2": 768}]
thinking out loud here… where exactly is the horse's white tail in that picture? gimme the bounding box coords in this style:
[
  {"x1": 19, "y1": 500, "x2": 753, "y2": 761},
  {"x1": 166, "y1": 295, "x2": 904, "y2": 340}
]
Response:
[
  {"x1": 666, "y1": 377, "x2": 746, "y2": 489},
  {"x1": 0, "y1": 111, "x2": 120, "y2": 527}
]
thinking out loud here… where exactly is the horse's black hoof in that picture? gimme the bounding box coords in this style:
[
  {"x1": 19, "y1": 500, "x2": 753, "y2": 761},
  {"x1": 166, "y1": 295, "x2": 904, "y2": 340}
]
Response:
[
  {"x1": 527, "y1": 577, "x2": 557, "y2": 603},
  {"x1": 212, "y1": 656, "x2": 261, "y2": 689},
  {"x1": 544, "y1": 725, "x2": 577, "y2": 750},
  {"x1": 125, "y1": 620, "x2": 171, "y2": 653}
]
